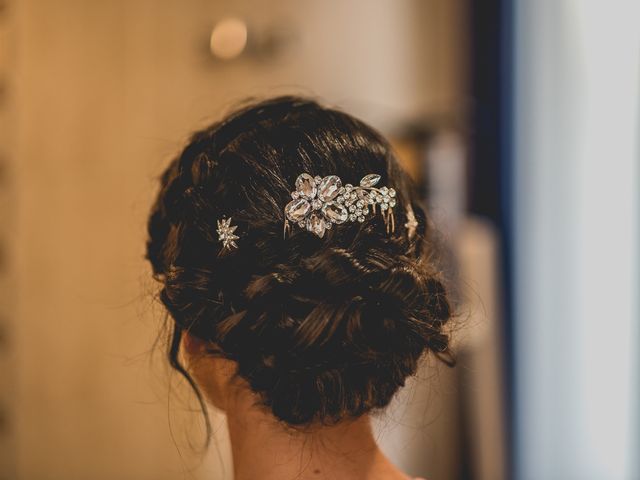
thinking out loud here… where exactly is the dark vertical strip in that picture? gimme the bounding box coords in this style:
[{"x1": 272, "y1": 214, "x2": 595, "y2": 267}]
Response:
[
  {"x1": 498, "y1": 1, "x2": 515, "y2": 479},
  {"x1": 469, "y1": 2, "x2": 502, "y2": 222},
  {"x1": 468, "y1": 0, "x2": 515, "y2": 478}
]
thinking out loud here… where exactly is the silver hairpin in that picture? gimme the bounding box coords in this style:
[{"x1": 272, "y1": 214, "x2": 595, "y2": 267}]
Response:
[
  {"x1": 284, "y1": 173, "x2": 397, "y2": 238},
  {"x1": 405, "y1": 205, "x2": 418, "y2": 239},
  {"x1": 217, "y1": 217, "x2": 239, "y2": 250}
]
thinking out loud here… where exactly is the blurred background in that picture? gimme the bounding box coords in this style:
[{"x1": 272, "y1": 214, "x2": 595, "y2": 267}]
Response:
[{"x1": 0, "y1": 1, "x2": 638, "y2": 479}]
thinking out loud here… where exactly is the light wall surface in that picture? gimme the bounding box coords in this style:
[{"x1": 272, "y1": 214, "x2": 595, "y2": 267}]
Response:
[{"x1": 513, "y1": 1, "x2": 640, "y2": 479}]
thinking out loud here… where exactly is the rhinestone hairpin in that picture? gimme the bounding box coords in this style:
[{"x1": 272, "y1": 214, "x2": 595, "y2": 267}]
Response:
[
  {"x1": 284, "y1": 173, "x2": 397, "y2": 238},
  {"x1": 217, "y1": 217, "x2": 239, "y2": 250},
  {"x1": 404, "y1": 205, "x2": 418, "y2": 239}
]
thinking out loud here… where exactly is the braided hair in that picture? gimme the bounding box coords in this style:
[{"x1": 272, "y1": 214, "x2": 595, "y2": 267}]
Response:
[{"x1": 146, "y1": 96, "x2": 453, "y2": 427}]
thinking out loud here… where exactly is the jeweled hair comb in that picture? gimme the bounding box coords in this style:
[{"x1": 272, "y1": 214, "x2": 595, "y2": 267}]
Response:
[
  {"x1": 284, "y1": 173, "x2": 396, "y2": 238},
  {"x1": 216, "y1": 172, "x2": 416, "y2": 250}
]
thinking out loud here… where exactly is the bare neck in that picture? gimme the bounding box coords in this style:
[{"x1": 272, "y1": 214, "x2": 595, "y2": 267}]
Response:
[{"x1": 225, "y1": 389, "x2": 410, "y2": 480}]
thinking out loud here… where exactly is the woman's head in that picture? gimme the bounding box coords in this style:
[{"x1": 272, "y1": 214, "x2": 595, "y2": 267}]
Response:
[{"x1": 146, "y1": 96, "x2": 452, "y2": 427}]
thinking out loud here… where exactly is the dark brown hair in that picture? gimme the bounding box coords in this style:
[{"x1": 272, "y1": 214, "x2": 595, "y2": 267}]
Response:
[{"x1": 145, "y1": 96, "x2": 453, "y2": 428}]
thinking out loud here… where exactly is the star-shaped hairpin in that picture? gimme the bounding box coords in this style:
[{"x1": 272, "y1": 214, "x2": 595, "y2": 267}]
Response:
[
  {"x1": 405, "y1": 206, "x2": 418, "y2": 239},
  {"x1": 216, "y1": 217, "x2": 239, "y2": 250}
]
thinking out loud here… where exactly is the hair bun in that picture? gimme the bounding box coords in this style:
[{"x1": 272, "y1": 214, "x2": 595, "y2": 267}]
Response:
[
  {"x1": 213, "y1": 245, "x2": 451, "y2": 425},
  {"x1": 146, "y1": 96, "x2": 454, "y2": 428}
]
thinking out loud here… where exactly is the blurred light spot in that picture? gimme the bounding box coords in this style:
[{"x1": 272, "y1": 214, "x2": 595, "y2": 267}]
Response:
[{"x1": 210, "y1": 18, "x2": 248, "y2": 60}]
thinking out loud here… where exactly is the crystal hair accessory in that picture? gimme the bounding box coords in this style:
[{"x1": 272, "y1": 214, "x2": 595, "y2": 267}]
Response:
[
  {"x1": 284, "y1": 173, "x2": 397, "y2": 238},
  {"x1": 404, "y1": 205, "x2": 418, "y2": 239},
  {"x1": 217, "y1": 217, "x2": 239, "y2": 250}
]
